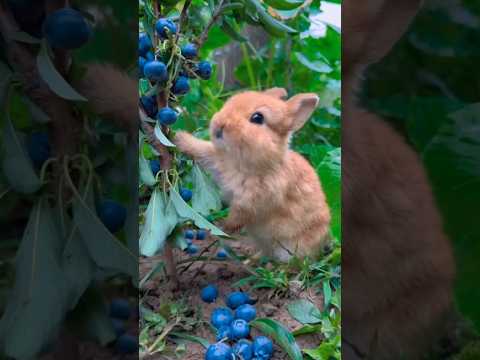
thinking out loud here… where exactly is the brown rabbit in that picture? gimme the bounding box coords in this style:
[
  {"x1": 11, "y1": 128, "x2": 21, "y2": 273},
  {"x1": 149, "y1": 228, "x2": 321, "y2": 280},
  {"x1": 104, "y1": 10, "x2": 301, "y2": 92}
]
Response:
[
  {"x1": 343, "y1": 0, "x2": 455, "y2": 359},
  {"x1": 175, "y1": 88, "x2": 331, "y2": 261}
]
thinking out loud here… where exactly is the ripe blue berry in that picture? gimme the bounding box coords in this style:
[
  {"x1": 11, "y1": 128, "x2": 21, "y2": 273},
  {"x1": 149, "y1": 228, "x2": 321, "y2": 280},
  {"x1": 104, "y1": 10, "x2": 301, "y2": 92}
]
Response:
[
  {"x1": 172, "y1": 76, "x2": 190, "y2": 95},
  {"x1": 111, "y1": 318, "x2": 126, "y2": 337},
  {"x1": 97, "y1": 200, "x2": 127, "y2": 233},
  {"x1": 115, "y1": 334, "x2": 138, "y2": 354},
  {"x1": 217, "y1": 249, "x2": 228, "y2": 259},
  {"x1": 109, "y1": 298, "x2": 131, "y2": 320},
  {"x1": 253, "y1": 336, "x2": 273, "y2": 359},
  {"x1": 140, "y1": 95, "x2": 158, "y2": 118},
  {"x1": 145, "y1": 51, "x2": 155, "y2": 62},
  {"x1": 201, "y1": 284, "x2": 219, "y2": 303},
  {"x1": 157, "y1": 107, "x2": 178, "y2": 125},
  {"x1": 196, "y1": 229, "x2": 207, "y2": 240},
  {"x1": 156, "y1": 18, "x2": 177, "y2": 39},
  {"x1": 43, "y1": 8, "x2": 92, "y2": 49},
  {"x1": 196, "y1": 61, "x2": 213, "y2": 80},
  {"x1": 138, "y1": 32, "x2": 152, "y2": 56},
  {"x1": 185, "y1": 229, "x2": 196, "y2": 240},
  {"x1": 235, "y1": 304, "x2": 257, "y2": 322},
  {"x1": 231, "y1": 319, "x2": 250, "y2": 339},
  {"x1": 205, "y1": 342, "x2": 233, "y2": 360},
  {"x1": 226, "y1": 291, "x2": 250, "y2": 310},
  {"x1": 186, "y1": 244, "x2": 199, "y2": 254},
  {"x1": 149, "y1": 159, "x2": 161, "y2": 175},
  {"x1": 27, "y1": 131, "x2": 50, "y2": 169},
  {"x1": 216, "y1": 326, "x2": 233, "y2": 341},
  {"x1": 233, "y1": 339, "x2": 253, "y2": 360},
  {"x1": 210, "y1": 308, "x2": 234, "y2": 329},
  {"x1": 144, "y1": 61, "x2": 168, "y2": 82},
  {"x1": 179, "y1": 187, "x2": 193, "y2": 202},
  {"x1": 181, "y1": 43, "x2": 198, "y2": 59},
  {"x1": 138, "y1": 56, "x2": 147, "y2": 77}
]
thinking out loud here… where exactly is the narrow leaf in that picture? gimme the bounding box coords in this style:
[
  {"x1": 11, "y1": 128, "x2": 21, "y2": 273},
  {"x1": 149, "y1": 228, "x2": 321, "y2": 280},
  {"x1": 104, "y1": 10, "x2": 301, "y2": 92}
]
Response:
[
  {"x1": 250, "y1": 318, "x2": 303, "y2": 360},
  {"x1": 37, "y1": 41, "x2": 87, "y2": 101},
  {"x1": 287, "y1": 299, "x2": 322, "y2": 324},
  {"x1": 154, "y1": 122, "x2": 176, "y2": 147},
  {"x1": 169, "y1": 332, "x2": 210, "y2": 349}
]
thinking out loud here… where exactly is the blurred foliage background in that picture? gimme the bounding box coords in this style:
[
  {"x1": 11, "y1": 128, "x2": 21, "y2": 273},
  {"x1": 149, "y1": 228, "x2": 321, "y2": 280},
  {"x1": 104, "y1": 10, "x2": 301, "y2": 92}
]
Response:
[{"x1": 361, "y1": 0, "x2": 480, "y2": 334}]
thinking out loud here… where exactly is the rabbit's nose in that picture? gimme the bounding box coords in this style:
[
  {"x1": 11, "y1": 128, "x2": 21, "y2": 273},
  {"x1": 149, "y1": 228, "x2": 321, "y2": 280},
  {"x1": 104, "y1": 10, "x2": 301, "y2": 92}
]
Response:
[{"x1": 215, "y1": 126, "x2": 224, "y2": 139}]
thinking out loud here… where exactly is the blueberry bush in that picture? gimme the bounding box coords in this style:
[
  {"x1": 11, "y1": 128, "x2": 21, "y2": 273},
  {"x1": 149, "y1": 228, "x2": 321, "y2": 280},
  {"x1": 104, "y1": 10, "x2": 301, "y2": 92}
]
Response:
[{"x1": 138, "y1": 0, "x2": 341, "y2": 359}]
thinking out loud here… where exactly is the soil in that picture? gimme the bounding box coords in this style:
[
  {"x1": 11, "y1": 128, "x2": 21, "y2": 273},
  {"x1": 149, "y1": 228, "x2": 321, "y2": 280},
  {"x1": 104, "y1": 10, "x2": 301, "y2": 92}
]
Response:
[{"x1": 139, "y1": 234, "x2": 323, "y2": 360}]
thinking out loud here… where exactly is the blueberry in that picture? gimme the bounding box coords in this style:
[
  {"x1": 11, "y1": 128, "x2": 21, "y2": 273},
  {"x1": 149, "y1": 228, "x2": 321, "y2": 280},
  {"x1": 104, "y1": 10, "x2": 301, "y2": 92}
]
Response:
[
  {"x1": 210, "y1": 308, "x2": 234, "y2": 329},
  {"x1": 226, "y1": 291, "x2": 250, "y2": 310},
  {"x1": 111, "y1": 318, "x2": 126, "y2": 337},
  {"x1": 115, "y1": 334, "x2": 138, "y2": 354},
  {"x1": 156, "y1": 18, "x2": 177, "y2": 39},
  {"x1": 109, "y1": 298, "x2": 131, "y2": 320},
  {"x1": 97, "y1": 200, "x2": 127, "y2": 233},
  {"x1": 216, "y1": 326, "x2": 233, "y2": 341},
  {"x1": 181, "y1": 43, "x2": 197, "y2": 59},
  {"x1": 235, "y1": 304, "x2": 256, "y2": 322},
  {"x1": 172, "y1": 76, "x2": 190, "y2": 95},
  {"x1": 157, "y1": 107, "x2": 178, "y2": 126},
  {"x1": 252, "y1": 336, "x2": 273, "y2": 359},
  {"x1": 140, "y1": 95, "x2": 158, "y2": 118},
  {"x1": 138, "y1": 56, "x2": 147, "y2": 77},
  {"x1": 144, "y1": 60, "x2": 168, "y2": 82},
  {"x1": 196, "y1": 61, "x2": 213, "y2": 80},
  {"x1": 217, "y1": 249, "x2": 228, "y2": 259},
  {"x1": 230, "y1": 319, "x2": 250, "y2": 339},
  {"x1": 205, "y1": 342, "x2": 233, "y2": 360},
  {"x1": 43, "y1": 8, "x2": 91, "y2": 49},
  {"x1": 138, "y1": 32, "x2": 152, "y2": 56},
  {"x1": 145, "y1": 51, "x2": 155, "y2": 62},
  {"x1": 149, "y1": 159, "x2": 161, "y2": 175},
  {"x1": 186, "y1": 244, "x2": 199, "y2": 254},
  {"x1": 26, "y1": 131, "x2": 50, "y2": 168},
  {"x1": 196, "y1": 229, "x2": 208, "y2": 240},
  {"x1": 185, "y1": 229, "x2": 196, "y2": 240},
  {"x1": 233, "y1": 339, "x2": 253, "y2": 360},
  {"x1": 201, "y1": 284, "x2": 219, "y2": 303},
  {"x1": 179, "y1": 187, "x2": 193, "y2": 202}
]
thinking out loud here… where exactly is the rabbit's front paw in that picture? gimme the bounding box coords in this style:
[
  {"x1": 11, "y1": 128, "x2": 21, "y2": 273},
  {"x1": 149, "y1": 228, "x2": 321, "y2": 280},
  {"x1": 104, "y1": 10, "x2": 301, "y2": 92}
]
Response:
[
  {"x1": 221, "y1": 219, "x2": 244, "y2": 234},
  {"x1": 174, "y1": 131, "x2": 194, "y2": 154}
]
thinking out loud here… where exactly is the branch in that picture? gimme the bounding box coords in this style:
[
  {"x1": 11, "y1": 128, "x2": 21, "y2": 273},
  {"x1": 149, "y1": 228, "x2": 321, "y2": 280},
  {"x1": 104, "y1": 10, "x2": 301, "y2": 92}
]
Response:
[{"x1": 196, "y1": 0, "x2": 226, "y2": 48}]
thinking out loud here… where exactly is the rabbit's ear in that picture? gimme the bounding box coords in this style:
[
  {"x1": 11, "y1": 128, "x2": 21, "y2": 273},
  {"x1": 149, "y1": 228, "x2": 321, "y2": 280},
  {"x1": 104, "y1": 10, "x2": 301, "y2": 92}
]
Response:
[
  {"x1": 286, "y1": 93, "x2": 319, "y2": 132},
  {"x1": 263, "y1": 87, "x2": 288, "y2": 99}
]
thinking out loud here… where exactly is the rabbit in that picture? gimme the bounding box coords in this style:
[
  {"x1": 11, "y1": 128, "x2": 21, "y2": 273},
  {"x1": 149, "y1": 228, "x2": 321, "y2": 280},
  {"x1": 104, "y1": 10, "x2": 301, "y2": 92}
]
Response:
[
  {"x1": 174, "y1": 88, "x2": 331, "y2": 261},
  {"x1": 342, "y1": 0, "x2": 456, "y2": 359}
]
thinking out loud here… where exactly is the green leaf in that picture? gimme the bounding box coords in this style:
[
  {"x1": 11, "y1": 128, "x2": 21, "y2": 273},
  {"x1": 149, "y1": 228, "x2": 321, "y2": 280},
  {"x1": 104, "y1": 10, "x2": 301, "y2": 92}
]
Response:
[
  {"x1": 1, "y1": 108, "x2": 42, "y2": 194},
  {"x1": 139, "y1": 189, "x2": 178, "y2": 257},
  {"x1": 245, "y1": 0, "x2": 298, "y2": 37},
  {"x1": 287, "y1": 299, "x2": 322, "y2": 324},
  {"x1": 23, "y1": 96, "x2": 51, "y2": 123},
  {"x1": 171, "y1": 187, "x2": 229, "y2": 237},
  {"x1": 154, "y1": 122, "x2": 176, "y2": 147},
  {"x1": 250, "y1": 318, "x2": 303, "y2": 360},
  {"x1": 303, "y1": 337, "x2": 340, "y2": 360},
  {"x1": 0, "y1": 197, "x2": 69, "y2": 359},
  {"x1": 10, "y1": 31, "x2": 41, "y2": 44},
  {"x1": 139, "y1": 134, "x2": 157, "y2": 187},
  {"x1": 221, "y1": 17, "x2": 247, "y2": 43},
  {"x1": 169, "y1": 332, "x2": 210, "y2": 349},
  {"x1": 36, "y1": 41, "x2": 87, "y2": 101},
  {"x1": 292, "y1": 324, "x2": 322, "y2": 336},
  {"x1": 69, "y1": 175, "x2": 137, "y2": 281},
  {"x1": 263, "y1": 0, "x2": 304, "y2": 10},
  {"x1": 295, "y1": 52, "x2": 332, "y2": 73},
  {"x1": 323, "y1": 281, "x2": 332, "y2": 308},
  {"x1": 192, "y1": 165, "x2": 222, "y2": 216}
]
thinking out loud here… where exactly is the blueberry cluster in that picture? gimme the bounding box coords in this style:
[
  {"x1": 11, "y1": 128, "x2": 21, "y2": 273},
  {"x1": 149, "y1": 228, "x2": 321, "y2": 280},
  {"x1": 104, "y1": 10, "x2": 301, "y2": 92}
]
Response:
[
  {"x1": 108, "y1": 298, "x2": 138, "y2": 354},
  {"x1": 201, "y1": 286, "x2": 274, "y2": 360},
  {"x1": 183, "y1": 228, "x2": 208, "y2": 254},
  {"x1": 138, "y1": 17, "x2": 213, "y2": 126}
]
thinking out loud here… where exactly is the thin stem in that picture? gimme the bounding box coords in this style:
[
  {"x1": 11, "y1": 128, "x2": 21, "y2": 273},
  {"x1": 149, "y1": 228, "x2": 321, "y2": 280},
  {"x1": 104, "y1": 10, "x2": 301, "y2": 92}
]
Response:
[
  {"x1": 196, "y1": 0, "x2": 226, "y2": 48},
  {"x1": 241, "y1": 43, "x2": 257, "y2": 89}
]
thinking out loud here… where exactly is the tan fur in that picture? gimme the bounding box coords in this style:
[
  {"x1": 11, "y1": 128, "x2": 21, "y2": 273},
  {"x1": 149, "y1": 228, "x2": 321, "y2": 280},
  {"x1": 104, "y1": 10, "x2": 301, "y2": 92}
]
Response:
[
  {"x1": 343, "y1": 0, "x2": 455, "y2": 358},
  {"x1": 175, "y1": 91, "x2": 331, "y2": 261},
  {"x1": 73, "y1": 63, "x2": 138, "y2": 136}
]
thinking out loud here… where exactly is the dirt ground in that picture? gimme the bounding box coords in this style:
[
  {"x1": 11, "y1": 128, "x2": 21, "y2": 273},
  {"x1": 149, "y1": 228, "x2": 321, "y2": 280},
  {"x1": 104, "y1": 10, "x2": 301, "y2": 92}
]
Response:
[{"x1": 139, "y1": 235, "x2": 323, "y2": 360}]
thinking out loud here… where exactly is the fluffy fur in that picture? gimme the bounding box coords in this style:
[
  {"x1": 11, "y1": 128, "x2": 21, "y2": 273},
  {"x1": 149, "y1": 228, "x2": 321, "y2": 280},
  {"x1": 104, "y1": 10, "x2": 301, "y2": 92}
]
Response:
[
  {"x1": 343, "y1": 0, "x2": 455, "y2": 358},
  {"x1": 175, "y1": 89, "x2": 331, "y2": 261}
]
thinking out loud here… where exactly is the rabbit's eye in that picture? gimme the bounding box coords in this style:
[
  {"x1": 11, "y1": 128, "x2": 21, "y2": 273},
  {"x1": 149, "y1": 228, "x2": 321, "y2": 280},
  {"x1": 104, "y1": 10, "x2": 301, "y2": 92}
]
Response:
[{"x1": 250, "y1": 112, "x2": 264, "y2": 125}]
